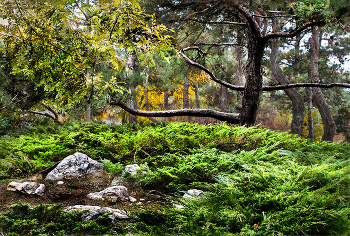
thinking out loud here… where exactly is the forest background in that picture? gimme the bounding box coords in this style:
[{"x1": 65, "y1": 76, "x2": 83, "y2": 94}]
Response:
[{"x1": 0, "y1": 0, "x2": 350, "y2": 141}]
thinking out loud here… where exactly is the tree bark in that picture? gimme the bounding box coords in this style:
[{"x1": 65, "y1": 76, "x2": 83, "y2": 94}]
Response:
[
  {"x1": 309, "y1": 26, "x2": 335, "y2": 142},
  {"x1": 145, "y1": 74, "x2": 150, "y2": 111},
  {"x1": 194, "y1": 82, "x2": 200, "y2": 109},
  {"x1": 307, "y1": 87, "x2": 315, "y2": 142},
  {"x1": 235, "y1": 33, "x2": 244, "y2": 108},
  {"x1": 270, "y1": 15, "x2": 305, "y2": 136},
  {"x1": 127, "y1": 53, "x2": 138, "y2": 124},
  {"x1": 220, "y1": 85, "x2": 228, "y2": 112},
  {"x1": 239, "y1": 25, "x2": 265, "y2": 126},
  {"x1": 84, "y1": 0, "x2": 92, "y2": 122},
  {"x1": 115, "y1": 102, "x2": 239, "y2": 124},
  {"x1": 164, "y1": 89, "x2": 169, "y2": 110},
  {"x1": 183, "y1": 76, "x2": 190, "y2": 109}
]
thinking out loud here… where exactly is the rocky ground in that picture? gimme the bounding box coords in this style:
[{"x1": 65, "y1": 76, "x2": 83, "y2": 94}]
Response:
[{"x1": 0, "y1": 153, "x2": 171, "y2": 216}]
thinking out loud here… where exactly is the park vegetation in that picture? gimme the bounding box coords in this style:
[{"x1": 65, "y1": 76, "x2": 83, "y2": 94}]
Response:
[{"x1": 0, "y1": 0, "x2": 350, "y2": 235}]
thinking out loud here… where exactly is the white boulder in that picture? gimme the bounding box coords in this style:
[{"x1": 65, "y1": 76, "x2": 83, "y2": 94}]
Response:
[
  {"x1": 87, "y1": 186, "x2": 129, "y2": 202},
  {"x1": 7, "y1": 181, "x2": 45, "y2": 196},
  {"x1": 45, "y1": 152, "x2": 104, "y2": 181}
]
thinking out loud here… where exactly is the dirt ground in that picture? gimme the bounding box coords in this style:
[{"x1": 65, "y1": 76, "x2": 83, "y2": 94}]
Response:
[{"x1": 0, "y1": 173, "x2": 169, "y2": 214}]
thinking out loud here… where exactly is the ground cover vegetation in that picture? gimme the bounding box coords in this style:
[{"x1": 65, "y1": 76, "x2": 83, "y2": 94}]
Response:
[{"x1": 1, "y1": 121, "x2": 350, "y2": 235}]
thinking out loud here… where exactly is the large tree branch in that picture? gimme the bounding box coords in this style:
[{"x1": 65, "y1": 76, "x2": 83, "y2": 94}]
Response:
[
  {"x1": 182, "y1": 19, "x2": 246, "y2": 26},
  {"x1": 264, "y1": 20, "x2": 325, "y2": 40},
  {"x1": 194, "y1": 42, "x2": 246, "y2": 47},
  {"x1": 179, "y1": 47, "x2": 350, "y2": 92},
  {"x1": 262, "y1": 83, "x2": 350, "y2": 91},
  {"x1": 179, "y1": 47, "x2": 244, "y2": 90},
  {"x1": 233, "y1": 4, "x2": 262, "y2": 38},
  {"x1": 28, "y1": 103, "x2": 59, "y2": 121},
  {"x1": 113, "y1": 102, "x2": 240, "y2": 124}
]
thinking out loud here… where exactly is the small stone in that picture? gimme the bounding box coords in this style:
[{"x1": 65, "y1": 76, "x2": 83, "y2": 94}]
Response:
[
  {"x1": 87, "y1": 186, "x2": 129, "y2": 202},
  {"x1": 174, "y1": 204, "x2": 185, "y2": 210},
  {"x1": 65, "y1": 205, "x2": 129, "y2": 224},
  {"x1": 57, "y1": 181, "x2": 64, "y2": 185},
  {"x1": 7, "y1": 181, "x2": 45, "y2": 195},
  {"x1": 183, "y1": 189, "x2": 204, "y2": 199},
  {"x1": 129, "y1": 196, "x2": 137, "y2": 202},
  {"x1": 139, "y1": 198, "x2": 145, "y2": 201},
  {"x1": 124, "y1": 164, "x2": 140, "y2": 175}
]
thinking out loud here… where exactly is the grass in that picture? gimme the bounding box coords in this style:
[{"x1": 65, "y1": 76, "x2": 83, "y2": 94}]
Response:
[{"x1": 1, "y1": 121, "x2": 350, "y2": 235}]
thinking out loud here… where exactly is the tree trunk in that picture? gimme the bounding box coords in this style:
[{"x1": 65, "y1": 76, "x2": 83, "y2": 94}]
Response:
[
  {"x1": 145, "y1": 74, "x2": 149, "y2": 111},
  {"x1": 84, "y1": 0, "x2": 92, "y2": 122},
  {"x1": 194, "y1": 82, "x2": 200, "y2": 109},
  {"x1": 239, "y1": 26, "x2": 265, "y2": 126},
  {"x1": 235, "y1": 32, "x2": 244, "y2": 109},
  {"x1": 84, "y1": 65, "x2": 93, "y2": 122},
  {"x1": 293, "y1": 34, "x2": 302, "y2": 80},
  {"x1": 128, "y1": 53, "x2": 138, "y2": 124},
  {"x1": 309, "y1": 26, "x2": 335, "y2": 142},
  {"x1": 183, "y1": 76, "x2": 190, "y2": 109},
  {"x1": 220, "y1": 85, "x2": 228, "y2": 112},
  {"x1": 270, "y1": 15, "x2": 305, "y2": 136},
  {"x1": 307, "y1": 87, "x2": 315, "y2": 142},
  {"x1": 164, "y1": 89, "x2": 169, "y2": 110}
]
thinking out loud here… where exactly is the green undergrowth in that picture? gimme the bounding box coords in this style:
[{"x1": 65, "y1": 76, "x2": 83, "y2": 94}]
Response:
[
  {"x1": 0, "y1": 121, "x2": 325, "y2": 178},
  {"x1": 1, "y1": 121, "x2": 350, "y2": 235},
  {"x1": 0, "y1": 203, "x2": 127, "y2": 235}
]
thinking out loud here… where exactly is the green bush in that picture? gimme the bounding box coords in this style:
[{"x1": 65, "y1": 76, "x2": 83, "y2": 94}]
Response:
[{"x1": 0, "y1": 203, "x2": 123, "y2": 235}]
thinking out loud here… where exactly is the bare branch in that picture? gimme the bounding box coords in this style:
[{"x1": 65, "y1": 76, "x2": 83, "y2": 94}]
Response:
[
  {"x1": 234, "y1": 4, "x2": 262, "y2": 38},
  {"x1": 114, "y1": 102, "x2": 240, "y2": 124},
  {"x1": 28, "y1": 103, "x2": 59, "y2": 121},
  {"x1": 28, "y1": 110, "x2": 57, "y2": 120},
  {"x1": 179, "y1": 47, "x2": 245, "y2": 91},
  {"x1": 41, "y1": 103, "x2": 58, "y2": 120},
  {"x1": 194, "y1": 42, "x2": 246, "y2": 47},
  {"x1": 182, "y1": 18, "x2": 246, "y2": 26},
  {"x1": 262, "y1": 83, "x2": 350, "y2": 91},
  {"x1": 264, "y1": 20, "x2": 325, "y2": 40}
]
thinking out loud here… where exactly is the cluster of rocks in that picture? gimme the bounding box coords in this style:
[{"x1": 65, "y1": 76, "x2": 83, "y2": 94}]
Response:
[{"x1": 6, "y1": 152, "x2": 205, "y2": 222}]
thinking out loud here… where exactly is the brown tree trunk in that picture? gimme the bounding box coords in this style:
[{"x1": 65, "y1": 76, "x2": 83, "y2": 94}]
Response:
[
  {"x1": 145, "y1": 75, "x2": 150, "y2": 111},
  {"x1": 84, "y1": 0, "x2": 92, "y2": 122},
  {"x1": 307, "y1": 87, "x2": 315, "y2": 142},
  {"x1": 239, "y1": 26, "x2": 265, "y2": 126},
  {"x1": 309, "y1": 26, "x2": 335, "y2": 142},
  {"x1": 293, "y1": 34, "x2": 302, "y2": 80},
  {"x1": 183, "y1": 76, "x2": 190, "y2": 109},
  {"x1": 220, "y1": 85, "x2": 228, "y2": 112},
  {"x1": 270, "y1": 15, "x2": 305, "y2": 136},
  {"x1": 194, "y1": 82, "x2": 200, "y2": 109},
  {"x1": 235, "y1": 32, "x2": 244, "y2": 109},
  {"x1": 127, "y1": 53, "x2": 137, "y2": 124},
  {"x1": 164, "y1": 89, "x2": 169, "y2": 110}
]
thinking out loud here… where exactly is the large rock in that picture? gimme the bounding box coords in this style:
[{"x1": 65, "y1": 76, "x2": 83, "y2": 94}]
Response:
[
  {"x1": 7, "y1": 181, "x2": 45, "y2": 196},
  {"x1": 65, "y1": 205, "x2": 129, "y2": 224},
  {"x1": 45, "y1": 152, "x2": 104, "y2": 181},
  {"x1": 87, "y1": 186, "x2": 129, "y2": 202}
]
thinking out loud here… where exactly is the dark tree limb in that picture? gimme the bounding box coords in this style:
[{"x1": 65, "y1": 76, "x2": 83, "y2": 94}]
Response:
[
  {"x1": 113, "y1": 102, "x2": 240, "y2": 124},
  {"x1": 28, "y1": 103, "x2": 59, "y2": 121},
  {"x1": 262, "y1": 83, "x2": 350, "y2": 91},
  {"x1": 264, "y1": 20, "x2": 325, "y2": 40},
  {"x1": 179, "y1": 47, "x2": 350, "y2": 92},
  {"x1": 194, "y1": 42, "x2": 246, "y2": 47},
  {"x1": 179, "y1": 47, "x2": 244, "y2": 91},
  {"x1": 182, "y1": 19, "x2": 246, "y2": 26}
]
